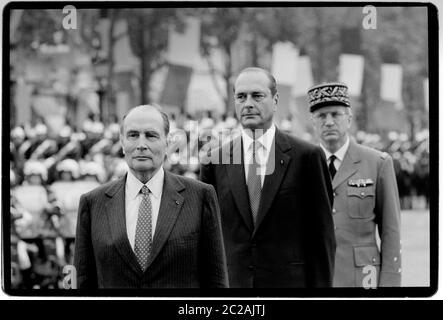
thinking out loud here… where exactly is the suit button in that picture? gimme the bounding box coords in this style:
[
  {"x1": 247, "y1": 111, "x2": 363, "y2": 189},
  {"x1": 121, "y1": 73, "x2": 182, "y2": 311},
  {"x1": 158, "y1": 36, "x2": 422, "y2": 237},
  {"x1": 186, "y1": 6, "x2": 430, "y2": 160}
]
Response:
[
  {"x1": 334, "y1": 226, "x2": 337, "y2": 230},
  {"x1": 394, "y1": 257, "x2": 398, "y2": 262},
  {"x1": 372, "y1": 257, "x2": 376, "y2": 263},
  {"x1": 333, "y1": 192, "x2": 336, "y2": 197},
  {"x1": 361, "y1": 192, "x2": 365, "y2": 196},
  {"x1": 332, "y1": 208, "x2": 336, "y2": 214},
  {"x1": 398, "y1": 268, "x2": 402, "y2": 273}
]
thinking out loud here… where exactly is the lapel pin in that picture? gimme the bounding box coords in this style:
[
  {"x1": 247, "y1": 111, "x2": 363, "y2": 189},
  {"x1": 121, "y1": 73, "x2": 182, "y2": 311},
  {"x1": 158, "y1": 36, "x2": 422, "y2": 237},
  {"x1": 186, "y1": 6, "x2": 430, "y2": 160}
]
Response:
[
  {"x1": 280, "y1": 160, "x2": 284, "y2": 165},
  {"x1": 175, "y1": 200, "x2": 180, "y2": 205}
]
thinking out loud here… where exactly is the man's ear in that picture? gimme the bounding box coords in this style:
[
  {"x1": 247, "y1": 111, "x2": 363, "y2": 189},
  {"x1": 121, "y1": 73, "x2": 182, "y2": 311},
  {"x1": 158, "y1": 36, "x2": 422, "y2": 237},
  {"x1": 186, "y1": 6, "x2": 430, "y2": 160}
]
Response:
[
  {"x1": 120, "y1": 134, "x2": 125, "y2": 155},
  {"x1": 273, "y1": 93, "x2": 279, "y2": 111},
  {"x1": 347, "y1": 111, "x2": 353, "y2": 128}
]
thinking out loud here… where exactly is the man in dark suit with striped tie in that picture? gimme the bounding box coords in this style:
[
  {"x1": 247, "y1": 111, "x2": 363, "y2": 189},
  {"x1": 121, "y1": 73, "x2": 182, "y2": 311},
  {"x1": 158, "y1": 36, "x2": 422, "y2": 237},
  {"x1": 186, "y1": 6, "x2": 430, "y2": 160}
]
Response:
[
  {"x1": 200, "y1": 67, "x2": 336, "y2": 288},
  {"x1": 74, "y1": 104, "x2": 228, "y2": 289}
]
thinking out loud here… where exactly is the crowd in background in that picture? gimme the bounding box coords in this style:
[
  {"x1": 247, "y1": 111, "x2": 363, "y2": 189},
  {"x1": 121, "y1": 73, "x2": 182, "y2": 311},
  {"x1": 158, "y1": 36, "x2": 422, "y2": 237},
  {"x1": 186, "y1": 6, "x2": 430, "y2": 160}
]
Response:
[{"x1": 9, "y1": 110, "x2": 429, "y2": 289}]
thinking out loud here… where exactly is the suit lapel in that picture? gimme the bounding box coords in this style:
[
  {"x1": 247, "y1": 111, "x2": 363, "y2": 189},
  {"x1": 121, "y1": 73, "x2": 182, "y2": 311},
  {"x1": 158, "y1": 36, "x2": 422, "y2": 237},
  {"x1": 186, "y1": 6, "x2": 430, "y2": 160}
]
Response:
[
  {"x1": 253, "y1": 130, "x2": 291, "y2": 236},
  {"x1": 105, "y1": 175, "x2": 142, "y2": 276},
  {"x1": 225, "y1": 136, "x2": 254, "y2": 232},
  {"x1": 146, "y1": 171, "x2": 184, "y2": 269},
  {"x1": 332, "y1": 140, "x2": 360, "y2": 190}
]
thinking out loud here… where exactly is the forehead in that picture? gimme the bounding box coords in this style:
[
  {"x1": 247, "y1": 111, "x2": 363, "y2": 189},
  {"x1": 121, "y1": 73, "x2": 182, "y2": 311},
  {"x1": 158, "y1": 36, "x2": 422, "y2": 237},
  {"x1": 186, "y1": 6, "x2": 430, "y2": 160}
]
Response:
[
  {"x1": 234, "y1": 71, "x2": 271, "y2": 93},
  {"x1": 314, "y1": 105, "x2": 348, "y2": 113},
  {"x1": 123, "y1": 107, "x2": 164, "y2": 132}
]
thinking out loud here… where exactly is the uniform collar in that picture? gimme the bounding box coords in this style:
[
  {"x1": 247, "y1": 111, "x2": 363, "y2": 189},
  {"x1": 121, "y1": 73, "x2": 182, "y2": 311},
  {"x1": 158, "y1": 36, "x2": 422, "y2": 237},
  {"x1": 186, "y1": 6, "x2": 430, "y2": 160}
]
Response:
[{"x1": 320, "y1": 135, "x2": 350, "y2": 162}]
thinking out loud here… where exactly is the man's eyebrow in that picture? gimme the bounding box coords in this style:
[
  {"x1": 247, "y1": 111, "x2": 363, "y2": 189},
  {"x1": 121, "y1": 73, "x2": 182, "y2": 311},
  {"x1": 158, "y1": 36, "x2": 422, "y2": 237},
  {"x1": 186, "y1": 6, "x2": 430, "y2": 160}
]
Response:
[
  {"x1": 144, "y1": 130, "x2": 159, "y2": 135},
  {"x1": 236, "y1": 90, "x2": 265, "y2": 94}
]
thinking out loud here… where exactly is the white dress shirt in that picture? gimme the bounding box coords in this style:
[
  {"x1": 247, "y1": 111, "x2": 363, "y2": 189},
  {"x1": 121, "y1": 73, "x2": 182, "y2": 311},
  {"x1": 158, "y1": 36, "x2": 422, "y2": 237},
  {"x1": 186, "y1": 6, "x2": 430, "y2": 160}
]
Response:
[
  {"x1": 320, "y1": 136, "x2": 350, "y2": 171},
  {"x1": 242, "y1": 124, "x2": 276, "y2": 186},
  {"x1": 125, "y1": 167, "x2": 164, "y2": 250}
]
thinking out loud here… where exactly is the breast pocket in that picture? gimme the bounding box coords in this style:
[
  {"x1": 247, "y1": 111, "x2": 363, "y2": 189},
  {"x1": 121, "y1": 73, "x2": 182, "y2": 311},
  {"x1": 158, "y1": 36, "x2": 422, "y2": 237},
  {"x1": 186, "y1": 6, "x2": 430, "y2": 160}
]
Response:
[{"x1": 347, "y1": 186, "x2": 375, "y2": 219}]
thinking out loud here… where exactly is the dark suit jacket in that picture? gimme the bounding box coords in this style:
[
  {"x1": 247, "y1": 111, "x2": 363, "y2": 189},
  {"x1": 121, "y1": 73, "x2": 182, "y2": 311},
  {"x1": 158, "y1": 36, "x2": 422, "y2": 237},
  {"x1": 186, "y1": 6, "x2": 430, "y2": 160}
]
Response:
[
  {"x1": 200, "y1": 129, "x2": 336, "y2": 288},
  {"x1": 73, "y1": 171, "x2": 228, "y2": 289},
  {"x1": 331, "y1": 140, "x2": 401, "y2": 287}
]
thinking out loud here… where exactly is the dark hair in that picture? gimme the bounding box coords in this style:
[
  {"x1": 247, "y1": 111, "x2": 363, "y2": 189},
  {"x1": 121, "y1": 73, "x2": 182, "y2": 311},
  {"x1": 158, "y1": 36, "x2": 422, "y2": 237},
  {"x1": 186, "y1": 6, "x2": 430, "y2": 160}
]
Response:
[
  {"x1": 234, "y1": 67, "x2": 278, "y2": 96},
  {"x1": 120, "y1": 104, "x2": 170, "y2": 136}
]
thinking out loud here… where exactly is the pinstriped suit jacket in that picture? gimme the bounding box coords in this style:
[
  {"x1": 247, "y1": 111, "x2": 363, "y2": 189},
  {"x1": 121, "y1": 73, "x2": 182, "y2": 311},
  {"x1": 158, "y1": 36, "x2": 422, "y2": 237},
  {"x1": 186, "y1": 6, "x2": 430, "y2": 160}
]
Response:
[{"x1": 73, "y1": 171, "x2": 228, "y2": 289}]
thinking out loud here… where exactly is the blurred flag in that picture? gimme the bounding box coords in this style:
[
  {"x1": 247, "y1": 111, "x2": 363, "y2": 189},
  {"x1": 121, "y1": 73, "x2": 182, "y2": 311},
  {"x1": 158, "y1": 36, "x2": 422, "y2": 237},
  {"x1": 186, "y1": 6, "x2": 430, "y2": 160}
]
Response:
[
  {"x1": 97, "y1": 10, "x2": 110, "y2": 59},
  {"x1": 380, "y1": 63, "x2": 403, "y2": 109},
  {"x1": 167, "y1": 17, "x2": 201, "y2": 67},
  {"x1": 293, "y1": 54, "x2": 314, "y2": 97},
  {"x1": 423, "y1": 77, "x2": 429, "y2": 110},
  {"x1": 293, "y1": 51, "x2": 315, "y2": 133},
  {"x1": 10, "y1": 9, "x2": 24, "y2": 43},
  {"x1": 339, "y1": 28, "x2": 364, "y2": 96},
  {"x1": 186, "y1": 72, "x2": 225, "y2": 114},
  {"x1": 339, "y1": 54, "x2": 364, "y2": 96},
  {"x1": 113, "y1": 19, "x2": 139, "y2": 72},
  {"x1": 271, "y1": 42, "x2": 299, "y2": 86},
  {"x1": 160, "y1": 64, "x2": 193, "y2": 111},
  {"x1": 161, "y1": 17, "x2": 201, "y2": 111},
  {"x1": 271, "y1": 42, "x2": 299, "y2": 120}
]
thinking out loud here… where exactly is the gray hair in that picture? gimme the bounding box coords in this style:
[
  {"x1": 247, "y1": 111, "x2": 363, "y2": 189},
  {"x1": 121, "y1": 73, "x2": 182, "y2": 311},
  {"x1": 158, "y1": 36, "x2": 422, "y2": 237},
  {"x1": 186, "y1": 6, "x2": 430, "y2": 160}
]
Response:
[
  {"x1": 120, "y1": 104, "x2": 170, "y2": 136},
  {"x1": 234, "y1": 67, "x2": 278, "y2": 96}
]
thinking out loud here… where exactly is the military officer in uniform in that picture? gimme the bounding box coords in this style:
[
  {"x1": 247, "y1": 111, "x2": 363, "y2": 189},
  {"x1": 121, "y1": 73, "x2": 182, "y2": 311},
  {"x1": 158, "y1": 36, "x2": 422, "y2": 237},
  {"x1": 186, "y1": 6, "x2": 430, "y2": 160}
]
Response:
[{"x1": 308, "y1": 82, "x2": 402, "y2": 287}]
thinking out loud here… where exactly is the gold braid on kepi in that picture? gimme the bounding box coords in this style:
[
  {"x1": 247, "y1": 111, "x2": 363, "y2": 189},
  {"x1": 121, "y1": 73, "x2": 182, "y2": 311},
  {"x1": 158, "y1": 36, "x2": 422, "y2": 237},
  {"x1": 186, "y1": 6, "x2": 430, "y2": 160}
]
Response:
[{"x1": 307, "y1": 82, "x2": 350, "y2": 112}]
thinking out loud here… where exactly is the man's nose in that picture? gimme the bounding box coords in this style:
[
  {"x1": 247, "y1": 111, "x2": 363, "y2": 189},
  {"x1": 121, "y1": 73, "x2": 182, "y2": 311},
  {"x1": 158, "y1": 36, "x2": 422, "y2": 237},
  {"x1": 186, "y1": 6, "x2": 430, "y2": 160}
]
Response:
[
  {"x1": 136, "y1": 136, "x2": 148, "y2": 150},
  {"x1": 324, "y1": 113, "x2": 335, "y2": 125},
  {"x1": 244, "y1": 94, "x2": 255, "y2": 106}
]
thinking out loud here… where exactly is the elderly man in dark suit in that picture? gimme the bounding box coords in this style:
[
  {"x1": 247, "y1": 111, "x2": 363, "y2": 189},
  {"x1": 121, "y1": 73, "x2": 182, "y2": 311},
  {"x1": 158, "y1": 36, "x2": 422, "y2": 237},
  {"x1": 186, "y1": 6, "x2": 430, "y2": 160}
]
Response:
[
  {"x1": 74, "y1": 105, "x2": 228, "y2": 289},
  {"x1": 200, "y1": 67, "x2": 336, "y2": 288},
  {"x1": 308, "y1": 82, "x2": 402, "y2": 287}
]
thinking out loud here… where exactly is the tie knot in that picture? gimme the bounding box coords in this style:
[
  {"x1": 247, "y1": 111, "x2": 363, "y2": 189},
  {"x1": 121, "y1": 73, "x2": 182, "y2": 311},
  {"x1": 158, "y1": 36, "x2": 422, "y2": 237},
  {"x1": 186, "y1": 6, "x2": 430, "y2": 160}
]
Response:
[
  {"x1": 251, "y1": 140, "x2": 262, "y2": 152},
  {"x1": 140, "y1": 185, "x2": 149, "y2": 196},
  {"x1": 329, "y1": 155, "x2": 337, "y2": 162}
]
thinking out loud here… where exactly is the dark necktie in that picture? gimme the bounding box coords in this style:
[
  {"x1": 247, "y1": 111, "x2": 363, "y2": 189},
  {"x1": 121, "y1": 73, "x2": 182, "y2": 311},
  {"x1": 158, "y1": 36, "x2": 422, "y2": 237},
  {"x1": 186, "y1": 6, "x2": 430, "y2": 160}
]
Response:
[
  {"x1": 134, "y1": 185, "x2": 152, "y2": 271},
  {"x1": 329, "y1": 155, "x2": 337, "y2": 179},
  {"x1": 247, "y1": 140, "x2": 261, "y2": 225}
]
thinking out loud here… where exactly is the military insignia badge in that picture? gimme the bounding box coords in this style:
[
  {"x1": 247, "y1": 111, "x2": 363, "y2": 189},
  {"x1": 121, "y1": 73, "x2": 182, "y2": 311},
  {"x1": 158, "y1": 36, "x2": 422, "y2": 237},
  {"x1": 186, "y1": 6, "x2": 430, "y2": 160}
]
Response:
[{"x1": 348, "y1": 179, "x2": 374, "y2": 187}]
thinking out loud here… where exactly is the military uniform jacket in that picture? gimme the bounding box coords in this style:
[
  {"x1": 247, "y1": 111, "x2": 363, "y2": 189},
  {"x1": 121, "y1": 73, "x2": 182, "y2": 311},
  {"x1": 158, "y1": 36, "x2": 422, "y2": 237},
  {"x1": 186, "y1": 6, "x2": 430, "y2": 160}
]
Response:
[{"x1": 331, "y1": 140, "x2": 401, "y2": 287}]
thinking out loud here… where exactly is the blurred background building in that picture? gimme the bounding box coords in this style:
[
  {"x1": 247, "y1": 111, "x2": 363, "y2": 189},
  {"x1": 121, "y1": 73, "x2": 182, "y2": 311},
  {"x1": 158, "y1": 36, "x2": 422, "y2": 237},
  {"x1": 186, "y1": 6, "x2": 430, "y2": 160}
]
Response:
[{"x1": 7, "y1": 6, "x2": 430, "y2": 289}]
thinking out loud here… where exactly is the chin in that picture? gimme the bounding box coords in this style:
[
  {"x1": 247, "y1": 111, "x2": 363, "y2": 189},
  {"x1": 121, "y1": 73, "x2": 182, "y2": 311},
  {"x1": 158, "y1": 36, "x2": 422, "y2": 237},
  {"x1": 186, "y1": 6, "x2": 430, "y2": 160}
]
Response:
[
  {"x1": 133, "y1": 163, "x2": 154, "y2": 172},
  {"x1": 242, "y1": 121, "x2": 261, "y2": 129},
  {"x1": 322, "y1": 137, "x2": 339, "y2": 146}
]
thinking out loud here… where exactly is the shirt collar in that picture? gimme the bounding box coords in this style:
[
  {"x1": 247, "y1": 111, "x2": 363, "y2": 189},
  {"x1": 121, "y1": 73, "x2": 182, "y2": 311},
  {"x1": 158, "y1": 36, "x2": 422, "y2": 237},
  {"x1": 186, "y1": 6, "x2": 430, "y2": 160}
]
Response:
[
  {"x1": 320, "y1": 136, "x2": 350, "y2": 162},
  {"x1": 241, "y1": 123, "x2": 276, "y2": 152},
  {"x1": 126, "y1": 166, "x2": 164, "y2": 200}
]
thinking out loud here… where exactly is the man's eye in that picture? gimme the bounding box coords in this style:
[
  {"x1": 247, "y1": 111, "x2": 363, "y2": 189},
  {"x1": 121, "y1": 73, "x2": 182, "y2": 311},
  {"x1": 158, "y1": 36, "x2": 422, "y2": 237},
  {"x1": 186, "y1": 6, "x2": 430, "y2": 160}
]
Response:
[
  {"x1": 145, "y1": 133, "x2": 159, "y2": 139},
  {"x1": 253, "y1": 94, "x2": 265, "y2": 100},
  {"x1": 128, "y1": 132, "x2": 139, "y2": 138},
  {"x1": 236, "y1": 94, "x2": 246, "y2": 101}
]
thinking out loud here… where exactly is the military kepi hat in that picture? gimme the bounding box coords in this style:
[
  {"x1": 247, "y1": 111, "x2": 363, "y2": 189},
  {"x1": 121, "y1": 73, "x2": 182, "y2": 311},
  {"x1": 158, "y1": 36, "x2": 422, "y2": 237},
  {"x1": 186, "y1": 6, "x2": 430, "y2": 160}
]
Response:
[{"x1": 307, "y1": 82, "x2": 350, "y2": 112}]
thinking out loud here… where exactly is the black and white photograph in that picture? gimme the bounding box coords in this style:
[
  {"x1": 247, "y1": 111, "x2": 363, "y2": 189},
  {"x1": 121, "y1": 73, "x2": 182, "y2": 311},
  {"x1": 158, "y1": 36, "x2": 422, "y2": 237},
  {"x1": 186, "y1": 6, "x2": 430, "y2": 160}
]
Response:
[{"x1": 2, "y1": 1, "x2": 436, "y2": 299}]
